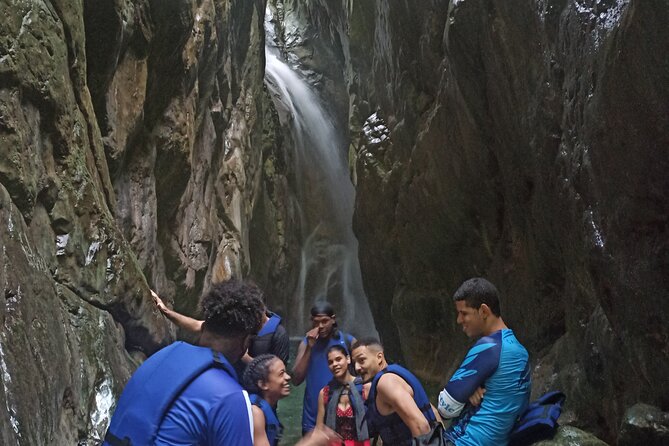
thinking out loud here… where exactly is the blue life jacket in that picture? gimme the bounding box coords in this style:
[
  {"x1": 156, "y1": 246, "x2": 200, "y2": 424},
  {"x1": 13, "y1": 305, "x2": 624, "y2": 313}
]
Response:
[
  {"x1": 509, "y1": 391, "x2": 566, "y2": 446},
  {"x1": 367, "y1": 364, "x2": 436, "y2": 446},
  {"x1": 103, "y1": 341, "x2": 235, "y2": 446},
  {"x1": 249, "y1": 394, "x2": 283, "y2": 446}
]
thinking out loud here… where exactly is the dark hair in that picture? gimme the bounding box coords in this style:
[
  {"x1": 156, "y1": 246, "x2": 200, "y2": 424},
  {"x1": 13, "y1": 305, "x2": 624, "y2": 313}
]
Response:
[
  {"x1": 200, "y1": 280, "x2": 265, "y2": 337},
  {"x1": 327, "y1": 344, "x2": 349, "y2": 358},
  {"x1": 452, "y1": 277, "x2": 501, "y2": 316},
  {"x1": 310, "y1": 301, "x2": 335, "y2": 317},
  {"x1": 243, "y1": 354, "x2": 279, "y2": 394},
  {"x1": 351, "y1": 337, "x2": 383, "y2": 352}
]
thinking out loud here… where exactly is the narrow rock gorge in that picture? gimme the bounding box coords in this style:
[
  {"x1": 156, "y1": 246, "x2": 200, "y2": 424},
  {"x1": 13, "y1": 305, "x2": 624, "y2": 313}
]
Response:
[{"x1": 0, "y1": 0, "x2": 667, "y2": 444}]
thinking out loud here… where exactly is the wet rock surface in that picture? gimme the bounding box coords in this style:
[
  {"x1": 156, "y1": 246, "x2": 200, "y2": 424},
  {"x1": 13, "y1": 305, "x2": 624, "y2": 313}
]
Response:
[
  {"x1": 618, "y1": 403, "x2": 669, "y2": 446},
  {"x1": 1, "y1": 0, "x2": 667, "y2": 444},
  {"x1": 536, "y1": 425, "x2": 610, "y2": 445},
  {"x1": 0, "y1": 0, "x2": 291, "y2": 442}
]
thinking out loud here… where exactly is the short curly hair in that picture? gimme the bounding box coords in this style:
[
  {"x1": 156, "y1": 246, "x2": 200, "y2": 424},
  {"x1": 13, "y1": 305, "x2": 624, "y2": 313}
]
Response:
[{"x1": 200, "y1": 280, "x2": 265, "y2": 337}]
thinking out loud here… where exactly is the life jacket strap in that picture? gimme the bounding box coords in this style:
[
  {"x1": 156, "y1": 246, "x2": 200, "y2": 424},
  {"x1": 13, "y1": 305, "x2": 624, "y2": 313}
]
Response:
[{"x1": 104, "y1": 432, "x2": 132, "y2": 446}]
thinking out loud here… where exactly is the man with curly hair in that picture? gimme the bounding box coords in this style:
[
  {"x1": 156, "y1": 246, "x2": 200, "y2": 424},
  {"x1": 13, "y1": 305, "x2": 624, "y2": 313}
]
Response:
[
  {"x1": 104, "y1": 280, "x2": 265, "y2": 446},
  {"x1": 151, "y1": 288, "x2": 290, "y2": 375}
]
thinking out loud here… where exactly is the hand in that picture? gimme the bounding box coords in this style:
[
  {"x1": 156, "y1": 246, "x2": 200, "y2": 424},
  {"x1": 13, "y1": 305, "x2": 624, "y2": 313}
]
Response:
[
  {"x1": 306, "y1": 327, "x2": 319, "y2": 347},
  {"x1": 150, "y1": 290, "x2": 169, "y2": 315},
  {"x1": 296, "y1": 425, "x2": 341, "y2": 446},
  {"x1": 468, "y1": 387, "x2": 486, "y2": 407}
]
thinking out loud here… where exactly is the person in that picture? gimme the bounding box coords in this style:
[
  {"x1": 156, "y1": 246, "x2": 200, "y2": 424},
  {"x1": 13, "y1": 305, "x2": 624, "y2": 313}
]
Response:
[
  {"x1": 438, "y1": 277, "x2": 531, "y2": 446},
  {"x1": 315, "y1": 345, "x2": 370, "y2": 446},
  {"x1": 104, "y1": 280, "x2": 265, "y2": 445},
  {"x1": 292, "y1": 302, "x2": 356, "y2": 434},
  {"x1": 243, "y1": 354, "x2": 291, "y2": 446},
  {"x1": 351, "y1": 338, "x2": 438, "y2": 445},
  {"x1": 151, "y1": 288, "x2": 289, "y2": 368}
]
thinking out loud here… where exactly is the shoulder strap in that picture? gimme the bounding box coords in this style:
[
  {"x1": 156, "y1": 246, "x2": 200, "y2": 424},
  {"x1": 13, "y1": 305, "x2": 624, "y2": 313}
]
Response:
[
  {"x1": 104, "y1": 342, "x2": 232, "y2": 446},
  {"x1": 257, "y1": 313, "x2": 282, "y2": 337},
  {"x1": 250, "y1": 394, "x2": 283, "y2": 446}
]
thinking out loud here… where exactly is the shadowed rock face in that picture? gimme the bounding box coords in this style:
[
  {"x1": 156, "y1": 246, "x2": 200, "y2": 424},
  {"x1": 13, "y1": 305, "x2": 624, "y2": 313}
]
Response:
[
  {"x1": 266, "y1": 0, "x2": 669, "y2": 442},
  {"x1": 342, "y1": 0, "x2": 668, "y2": 442}
]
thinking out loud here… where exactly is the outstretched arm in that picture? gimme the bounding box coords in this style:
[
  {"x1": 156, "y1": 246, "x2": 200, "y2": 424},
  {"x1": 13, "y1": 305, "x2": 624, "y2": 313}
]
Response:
[{"x1": 151, "y1": 290, "x2": 203, "y2": 333}]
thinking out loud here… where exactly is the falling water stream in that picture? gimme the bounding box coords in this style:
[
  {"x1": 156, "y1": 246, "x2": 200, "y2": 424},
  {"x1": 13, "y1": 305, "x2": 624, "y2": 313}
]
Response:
[{"x1": 264, "y1": 24, "x2": 376, "y2": 338}]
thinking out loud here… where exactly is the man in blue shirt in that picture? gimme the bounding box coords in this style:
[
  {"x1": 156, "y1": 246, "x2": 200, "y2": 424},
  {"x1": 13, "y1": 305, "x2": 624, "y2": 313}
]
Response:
[
  {"x1": 105, "y1": 280, "x2": 265, "y2": 446},
  {"x1": 438, "y1": 278, "x2": 531, "y2": 446},
  {"x1": 291, "y1": 302, "x2": 356, "y2": 434}
]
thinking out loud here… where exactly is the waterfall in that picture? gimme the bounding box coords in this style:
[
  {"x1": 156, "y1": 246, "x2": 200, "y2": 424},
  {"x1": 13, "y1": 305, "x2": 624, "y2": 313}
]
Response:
[{"x1": 264, "y1": 43, "x2": 376, "y2": 337}]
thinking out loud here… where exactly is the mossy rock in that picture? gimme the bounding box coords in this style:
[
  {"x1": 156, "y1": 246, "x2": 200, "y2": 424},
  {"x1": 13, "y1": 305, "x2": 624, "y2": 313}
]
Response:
[{"x1": 535, "y1": 425, "x2": 610, "y2": 445}]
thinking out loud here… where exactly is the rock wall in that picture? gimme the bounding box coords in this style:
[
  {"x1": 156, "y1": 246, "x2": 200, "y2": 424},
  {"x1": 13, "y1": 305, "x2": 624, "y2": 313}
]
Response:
[
  {"x1": 1, "y1": 0, "x2": 667, "y2": 443},
  {"x1": 0, "y1": 0, "x2": 296, "y2": 442},
  {"x1": 342, "y1": 0, "x2": 668, "y2": 443},
  {"x1": 257, "y1": 0, "x2": 669, "y2": 442}
]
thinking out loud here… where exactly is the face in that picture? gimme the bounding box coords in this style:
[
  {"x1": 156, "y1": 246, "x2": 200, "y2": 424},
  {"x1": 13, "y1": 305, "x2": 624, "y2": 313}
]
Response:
[
  {"x1": 327, "y1": 349, "x2": 351, "y2": 381},
  {"x1": 311, "y1": 314, "x2": 336, "y2": 338},
  {"x1": 455, "y1": 300, "x2": 486, "y2": 338},
  {"x1": 260, "y1": 359, "x2": 291, "y2": 400},
  {"x1": 352, "y1": 346, "x2": 382, "y2": 382}
]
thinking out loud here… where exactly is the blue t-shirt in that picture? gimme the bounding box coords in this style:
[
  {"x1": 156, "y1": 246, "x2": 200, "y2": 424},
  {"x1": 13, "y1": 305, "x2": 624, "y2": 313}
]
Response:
[
  {"x1": 156, "y1": 368, "x2": 254, "y2": 445},
  {"x1": 301, "y1": 330, "x2": 354, "y2": 432},
  {"x1": 441, "y1": 329, "x2": 531, "y2": 446}
]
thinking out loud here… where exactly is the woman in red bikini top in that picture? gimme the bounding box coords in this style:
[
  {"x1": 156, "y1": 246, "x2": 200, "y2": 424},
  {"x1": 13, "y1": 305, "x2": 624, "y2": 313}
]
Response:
[{"x1": 316, "y1": 345, "x2": 371, "y2": 446}]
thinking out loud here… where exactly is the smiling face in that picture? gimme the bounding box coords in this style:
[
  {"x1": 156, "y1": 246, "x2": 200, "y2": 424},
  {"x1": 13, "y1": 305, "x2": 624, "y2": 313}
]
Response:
[
  {"x1": 352, "y1": 345, "x2": 384, "y2": 382},
  {"x1": 311, "y1": 314, "x2": 336, "y2": 338},
  {"x1": 455, "y1": 300, "x2": 486, "y2": 338},
  {"x1": 260, "y1": 359, "x2": 291, "y2": 402},
  {"x1": 327, "y1": 348, "x2": 351, "y2": 381}
]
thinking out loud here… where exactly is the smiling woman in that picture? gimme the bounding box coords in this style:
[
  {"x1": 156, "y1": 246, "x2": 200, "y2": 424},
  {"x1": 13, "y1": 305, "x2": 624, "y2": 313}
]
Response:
[
  {"x1": 244, "y1": 355, "x2": 292, "y2": 446},
  {"x1": 315, "y1": 345, "x2": 370, "y2": 446}
]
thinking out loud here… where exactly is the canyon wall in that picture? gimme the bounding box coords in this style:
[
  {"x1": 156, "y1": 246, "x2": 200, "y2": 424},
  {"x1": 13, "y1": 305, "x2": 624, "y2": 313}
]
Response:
[{"x1": 0, "y1": 0, "x2": 299, "y2": 442}]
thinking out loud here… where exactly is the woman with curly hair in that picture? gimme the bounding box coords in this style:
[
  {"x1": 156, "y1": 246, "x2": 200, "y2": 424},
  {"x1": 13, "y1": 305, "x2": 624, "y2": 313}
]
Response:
[{"x1": 244, "y1": 354, "x2": 292, "y2": 446}]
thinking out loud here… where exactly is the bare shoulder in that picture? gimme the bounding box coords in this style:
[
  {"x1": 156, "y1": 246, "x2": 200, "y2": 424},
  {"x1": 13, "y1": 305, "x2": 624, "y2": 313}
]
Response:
[
  {"x1": 251, "y1": 404, "x2": 266, "y2": 422},
  {"x1": 377, "y1": 372, "x2": 409, "y2": 390},
  {"x1": 376, "y1": 372, "x2": 414, "y2": 401}
]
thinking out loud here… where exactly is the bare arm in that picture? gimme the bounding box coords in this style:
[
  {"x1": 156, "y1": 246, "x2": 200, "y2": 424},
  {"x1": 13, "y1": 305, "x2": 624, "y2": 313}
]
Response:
[
  {"x1": 291, "y1": 341, "x2": 311, "y2": 385},
  {"x1": 315, "y1": 388, "x2": 326, "y2": 429},
  {"x1": 251, "y1": 406, "x2": 270, "y2": 446},
  {"x1": 292, "y1": 327, "x2": 319, "y2": 385},
  {"x1": 377, "y1": 374, "x2": 430, "y2": 437},
  {"x1": 151, "y1": 290, "x2": 203, "y2": 333}
]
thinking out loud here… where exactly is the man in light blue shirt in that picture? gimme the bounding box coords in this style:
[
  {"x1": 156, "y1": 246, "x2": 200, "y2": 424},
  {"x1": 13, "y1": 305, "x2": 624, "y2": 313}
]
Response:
[{"x1": 438, "y1": 278, "x2": 531, "y2": 446}]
